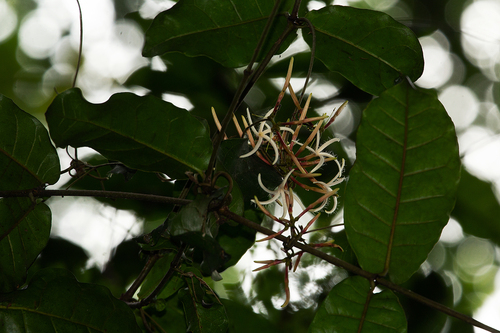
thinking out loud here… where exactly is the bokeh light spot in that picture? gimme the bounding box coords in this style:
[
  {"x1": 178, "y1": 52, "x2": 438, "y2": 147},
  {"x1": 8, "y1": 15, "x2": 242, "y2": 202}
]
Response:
[
  {"x1": 0, "y1": 0, "x2": 18, "y2": 43},
  {"x1": 19, "y1": 12, "x2": 62, "y2": 59},
  {"x1": 439, "y1": 85, "x2": 479, "y2": 129}
]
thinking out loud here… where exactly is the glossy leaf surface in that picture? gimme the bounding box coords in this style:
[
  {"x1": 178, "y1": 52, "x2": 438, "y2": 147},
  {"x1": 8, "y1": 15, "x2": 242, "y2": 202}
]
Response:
[
  {"x1": 0, "y1": 268, "x2": 140, "y2": 332},
  {"x1": 344, "y1": 81, "x2": 460, "y2": 284},
  {"x1": 309, "y1": 276, "x2": 407, "y2": 333},
  {"x1": 304, "y1": 6, "x2": 423, "y2": 95},
  {"x1": 143, "y1": 0, "x2": 296, "y2": 67},
  {"x1": 0, "y1": 94, "x2": 60, "y2": 190},
  {"x1": 45, "y1": 88, "x2": 212, "y2": 179},
  {"x1": 0, "y1": 198, "x2": 51, "y2": 293}
]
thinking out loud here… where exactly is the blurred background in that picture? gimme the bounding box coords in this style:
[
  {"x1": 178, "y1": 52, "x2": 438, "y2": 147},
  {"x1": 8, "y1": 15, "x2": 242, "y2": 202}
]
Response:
[{"x1": 2, "y1": 0, "x2": 500, "y2": 332}]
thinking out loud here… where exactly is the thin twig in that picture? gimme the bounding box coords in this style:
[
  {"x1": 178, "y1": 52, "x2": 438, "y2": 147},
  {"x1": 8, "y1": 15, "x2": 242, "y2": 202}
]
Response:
[
  {"x1": 72, "y1": 0, "x2": 83, "y2": 88},
  {"x1": 121, "y1": 253, "x2": 161, "y2": 301},
  {"x1": 126, "y1": 244, "x2": 187, "y2": 309},
  {"x1": 295, "y1": 17, "x2": 315, "y2": 104},
  {"x1": 0, "y1": 189, "x2": 191, "y2": 206}
]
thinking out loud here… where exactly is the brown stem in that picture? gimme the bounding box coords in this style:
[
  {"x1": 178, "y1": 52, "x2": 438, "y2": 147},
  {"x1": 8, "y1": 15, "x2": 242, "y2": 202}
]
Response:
[
  {"x1": 218, "y1": 207, "x2": 500, "y2": 333},
  {"x1": 126, "y1": 244, "x2": 187, "y2": 309},
  {"x1": 121, "y1": 253, "x2": 161, "y2": 301},
  {"x1": 0, "y1": 189, "x2": 191, "y2": 206},
  {"x1": 358, "y1": 280, "x2": 375, "y2": 333}
]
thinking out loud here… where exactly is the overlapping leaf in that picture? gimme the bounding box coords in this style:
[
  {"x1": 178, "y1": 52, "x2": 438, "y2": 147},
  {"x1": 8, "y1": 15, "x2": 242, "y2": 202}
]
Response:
[
  {"x1": 344, "y1": 81, "x2": 460, "y2": 284},
  {"x1": 143, "y1": 0, "x2": 296, "y2": 67},
  {"x1": 0, "y1": 94, "x2": 60, "y2": 190},
  {"x1": 45, "y1": 88, "x2": 212, "y2": 179},
  {"x1": 304, "y1": 6, "x2": 424, "y2": 95},
  {"x1": 452, "y1": 167, "x2": 500, "y2": 246},
  {"x1": 0, "y1": 198, "x2": 51, "y2": 292},
  {"x1": 0, "y1": 268, "x2": 140, "y2": 332},
  {"x1": 309, "y1": 276, "x2": 407, "y2": 333}
]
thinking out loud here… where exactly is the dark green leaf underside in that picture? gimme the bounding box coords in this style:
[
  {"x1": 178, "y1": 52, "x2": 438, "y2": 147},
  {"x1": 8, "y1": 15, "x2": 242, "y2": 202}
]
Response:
[
  {"x1": 309, "y1": 276, "x2": 407, "y2": 333},
  {"x1": 45, "y1": 88, "x2": 212, "y2": 179},
  {"x1": 0, "y1": 94, "x2": 60, "y2": 190},
  {"x1": 304, "y1": 6, "x2": 424, "y2": 95},
  {"x1": 143, "y1": 0, "x2": 296, "y2": 68},
  {"x1": 344, "y1": 81, "x2": 460, "y2": 284},
  {"x1": 0, "y1": 198, "x2": 51, "y2": 293}
]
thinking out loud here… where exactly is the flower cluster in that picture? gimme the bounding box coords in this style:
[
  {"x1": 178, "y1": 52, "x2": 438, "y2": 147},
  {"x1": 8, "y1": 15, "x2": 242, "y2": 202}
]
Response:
[{"x1": 213, "y1": 58, "x2": 346, "y2": 307}]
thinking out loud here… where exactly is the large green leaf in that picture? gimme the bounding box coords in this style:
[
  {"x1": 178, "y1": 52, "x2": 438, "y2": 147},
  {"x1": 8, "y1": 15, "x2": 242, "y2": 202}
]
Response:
[
  {"x1": 0, "y1": 94, "x2": 60, "y2": 190},
  {"x1": 45, "y1": 88, "x2": 212, "y2": 179},
  {"x1": 452, "y1": 167, "x2": 500, "y2": 246},
  {"x1": 304, "y1": 6, "x2": 424, "y2": 95},
  {"x1": 143, "y1": 0, "x2": 296, "y2": 67},
  {"x1": 344, "y1": 81, "x2": 460, "y2": 284},
  {"x1": 0, "y1": 198, "x2": 51, "y2": 293},
  {"x1": 0, "y1": 268, "x2": 140, "y2": 332},
  {"x1": 309, "y1": 276, "x2": 407, "y2": 333}
]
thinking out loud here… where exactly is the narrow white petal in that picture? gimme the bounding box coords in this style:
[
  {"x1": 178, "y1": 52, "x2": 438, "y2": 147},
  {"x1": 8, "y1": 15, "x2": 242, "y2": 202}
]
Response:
[{"x1": 240, "y1": 136, "x2": 264, "y2": 158}]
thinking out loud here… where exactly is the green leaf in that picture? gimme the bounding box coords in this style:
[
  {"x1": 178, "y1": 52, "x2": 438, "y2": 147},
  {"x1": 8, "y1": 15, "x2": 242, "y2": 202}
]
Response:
[
  {"x1": 0, "y1": 94, "x2": 60, "y2": 190},
  {"x1": 452, "y1": 167, "x2": 500, "y2": 246},
  {"x1": 143, "y1": 0, "x2": 296, "y2": 67},
  {"x1": 344, "y1": 81, "x2": 460, "y2": 284},
  {"x1": 0, "y1": 268, "x2": 140, "y2": 332},
  {"x1": 179, "y1": 285, "x2": 229, "y2": 333},
  {"x1": 309, "y1": 276, "x2": 407, "y2": 333},
  {"x1": 45, "y1": 88, "x2": 212, "y2": 179},
  {"x1": 0, "y1": 198, "x2": 51, "y2": 292},
  {"x1": 304, "y1": 6, "x2": 424, "y2": 95}
]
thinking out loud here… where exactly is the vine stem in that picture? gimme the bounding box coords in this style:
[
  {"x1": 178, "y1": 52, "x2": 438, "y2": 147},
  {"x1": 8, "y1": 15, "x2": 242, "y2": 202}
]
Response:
[
  {"x1": 0, "y1": 189, "x2": 191, "y2": 206},
  {"x1": 218, "y1": 207, "x2": 500, "y2": 333},
  {"x1": 72, "y1": 0, "x2": 83, "y2": 88}
]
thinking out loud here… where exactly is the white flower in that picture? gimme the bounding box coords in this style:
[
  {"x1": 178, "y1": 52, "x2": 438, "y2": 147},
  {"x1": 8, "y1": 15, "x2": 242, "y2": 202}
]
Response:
[
  {"x1": 295, "y1": 130, "x2": 340, "y2": 173},
  {"x1": 240, "y1": 109, "x2": 279, "y2": 164},
  {"x1": 239, "y1": 109, "x2": 294, "y2": 165},
  {"x1": 255, "y1": 170, "x2": 294, "y2": 205}
]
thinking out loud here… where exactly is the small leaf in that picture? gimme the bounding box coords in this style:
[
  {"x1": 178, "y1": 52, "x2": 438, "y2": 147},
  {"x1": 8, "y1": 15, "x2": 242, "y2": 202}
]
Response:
[
  {"x1": 452, "y1": 167, "x2": 500, "y2": 246},
  {"x1": 0, "y1": 198, "x2": 51, "y2": 292},
  {"x1": 304, "y1": 6, "x2": 424, "y2": 95},
  {"x1": 143, "y1": 0, "x2": 296, "y2": 68},
  {"x1": 309, "y1": 276, "x2": 407, "y2": 333},
  {"x1": 344, "y1": 81, "x2": 460, "y2": 284},
  {"x1": 0, "y1": 94, "x2": 60, "y2": 190},
  {"x1": 45, "y1": 88, "x2": 212, "y2": 179},
  {"x1": 0, "y1": 268, "x2": 140, "y2": 332}
]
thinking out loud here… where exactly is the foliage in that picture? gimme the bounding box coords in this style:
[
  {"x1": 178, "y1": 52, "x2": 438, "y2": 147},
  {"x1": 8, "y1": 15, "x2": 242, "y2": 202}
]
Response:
[{"x1": 1, "y1": 1, "x2": 499, "y2": 332}]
